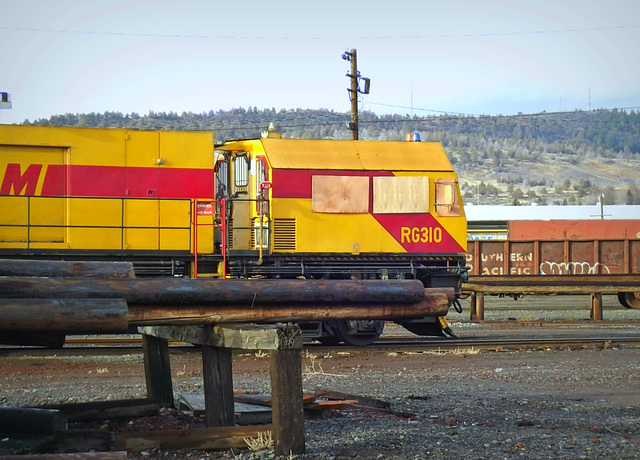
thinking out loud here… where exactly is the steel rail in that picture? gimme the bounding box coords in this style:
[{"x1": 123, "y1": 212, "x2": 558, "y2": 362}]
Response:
[{"x1": 4, "y1": 334, "x2": 640, "y2": 356}]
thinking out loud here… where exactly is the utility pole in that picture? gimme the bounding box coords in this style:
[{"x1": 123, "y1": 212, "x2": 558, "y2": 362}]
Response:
[{"x1": 342, "y1": 49, "x2": 369, "y2": 140}]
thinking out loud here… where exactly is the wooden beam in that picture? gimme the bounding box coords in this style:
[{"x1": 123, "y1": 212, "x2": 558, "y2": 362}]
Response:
[
  {"x1": 270, "y1": 349, "x2": 305, "y2": 455},
  {"x1": 467, "y1": 275, "x2": 640, "y2": 285},
  {"x1": 114, "y1": 424, "x2": 274, "y2": 451},
  {"x1": 142, "y1": 334, "x2": 174, "y2": 408},
  {"x1": 464, "y1": 283, "x2": 634, "y2": 294},
  {"x1": 0, "y1": 259, "x2": 135, "y2": 278},
  {"x1": 202, "y1": 345, "x2": 234, "y2": 427},
  {"x1": 31, "y1": 430, "x2": 112, "y2": 455},
  {"x1": 591, "y1": 293, "x2": 603, "y2": 321},
  {"x1": 0, "y1": 453, "x2": 127, "y2": 460},
  {"x1": 0, "y1": 298, "x2": 129, "y2": 332},
  {"x1": 37, "y1": 399, "x2": 159, "y2": 422},
  {"x1": 476, "y1": 292, "x2": 485, "y2": 321},
  {"x1": 0, "y1": 407, "x2": 66, "y2": 434},
  {"x1": 130, "y1": 293, "x2": 451, "y2": 326},
  {"x1": 139, "y1": 323, "x2": 303, "y2": 350},
  {"x1": 0, "y1": 278, "x2": 427, "y2": 306}
]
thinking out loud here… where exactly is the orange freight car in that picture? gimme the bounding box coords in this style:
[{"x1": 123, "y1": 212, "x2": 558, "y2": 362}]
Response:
[{"x1": 466, "y1": 219, "x2": 640, "y2": 308}]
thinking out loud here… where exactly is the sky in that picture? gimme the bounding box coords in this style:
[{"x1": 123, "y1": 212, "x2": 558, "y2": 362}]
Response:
[{"x1": 1, "y1": 0, "x2": 639, "y2": 125}]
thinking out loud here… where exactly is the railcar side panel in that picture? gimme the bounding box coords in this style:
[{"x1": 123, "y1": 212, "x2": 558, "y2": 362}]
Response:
[
  {"x1": 466, "y1": 220, "x2": 640, "y2": 276},
  {"x1": 0, "y1": 125, "x2": 215, "y2": 256}
]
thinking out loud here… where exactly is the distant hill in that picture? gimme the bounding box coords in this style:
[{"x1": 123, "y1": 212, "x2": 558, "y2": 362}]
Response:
[{"x1": 23, "y1": 107, "x2": 640, "y2": 206}]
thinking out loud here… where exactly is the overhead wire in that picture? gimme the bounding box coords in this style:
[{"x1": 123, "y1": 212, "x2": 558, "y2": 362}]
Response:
[{"x1": 1, "y1": 24, "x2": 639, "y2": 40}]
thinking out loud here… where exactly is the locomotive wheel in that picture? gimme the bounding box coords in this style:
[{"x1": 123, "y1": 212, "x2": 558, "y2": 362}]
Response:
[
  {"x1": 618, "y1": 292, "x2": 640, "y2": 309},
  {"x1": 333, "y1": 320, "x2": 384, "y2": 346},
  {"x1": 46, "y1": 334, "x2": 67, "y2": 349},
  {"x1": 317, "y1": 336, "x2": 341, "y2": 346}
]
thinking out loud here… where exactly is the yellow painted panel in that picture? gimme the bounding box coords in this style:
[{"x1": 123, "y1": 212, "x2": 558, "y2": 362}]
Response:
[
  {"x1": 125, "y1": 229, "x2": 159, "y2": 250},
  {"x1": 70, "y1": 228, "x2": 123, "y2": 250},
  {"x1": 66, "y1": 198, "x2": 123, "y2": 248},
  {"x1": 0, "y1": 124, "x2": 214, "y2": 169},
  {"x1": 193, "y1": 214, "x2": 214, "y2": 254},
  {"x1": 124, "y1": 199, "x2": 159, "y2": 249},
  {"x1": 254, "y1": 138, "x2": 453, "y2": 171},
  {"x1": 29, "y1": 197, "x2": 64, "y2": 242},
  {"x1": 272, "y1": 199, "x2": 404, "y2": 254},
  {"x1": 160, "y1": 228, "x2": 192, "y2": 250},
  {"x1": 159, "y1": 199, "x2": 191, "y2": 227},
  {"x1": 124, "y1": 130, "x2": 159, "y2": 168},
  {"x1": 68, "y1": 198, "x2": 122, "y2": 227},
  {"x1": 0, "y1": 196, "x2": 28, "y2": 242},
  {"x1": 160, "y1": 131, "x2": 214, "y2": 169},
  {"x1": 159, "y1": 199, "x2": 194, "y2": 251},
  {"x1": 0, "y1": 124, "x2": 125, "y2": 166}
]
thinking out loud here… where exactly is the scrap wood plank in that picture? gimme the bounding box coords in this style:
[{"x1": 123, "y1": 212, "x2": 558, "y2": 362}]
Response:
[
  {"x1": 314, "y1": 388, "x2": 391, "y2": 409},
  {"x1": 37, "y1": 398, "x2": 159, "y2": 422},
  {"x1": 304, "y1": 400, "x2": 360, "y2": 410},
  {"x1": 32, "y1": 429, "x2": 111, "y2": 455},
  {"x1": 179, "y1": 394, "x2": 272, "y2": 425},
  {"x1": 346, "y1": 404, "x2": 417, "y2": 420},
  {"x1": 233, "y1": 393, "x2": 316, "y2": 407},
  {"x1": 114, "y1": 424, "x2": 274, "y2": 452}
]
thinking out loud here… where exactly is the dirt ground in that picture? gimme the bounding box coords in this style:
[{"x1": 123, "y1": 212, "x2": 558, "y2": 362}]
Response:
[{"x1": 2, "y1": 319, "x2": 640, "y2": 459}]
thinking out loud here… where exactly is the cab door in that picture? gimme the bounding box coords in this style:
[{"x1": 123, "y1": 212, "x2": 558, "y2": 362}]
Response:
[{"x1": 230, "y1": 153, "x2": 251, "y2": 251}]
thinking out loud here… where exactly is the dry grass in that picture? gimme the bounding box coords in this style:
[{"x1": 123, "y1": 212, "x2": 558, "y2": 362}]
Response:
[{"x1": 243, "y1": 430, "x2": 273, "y2": 451}]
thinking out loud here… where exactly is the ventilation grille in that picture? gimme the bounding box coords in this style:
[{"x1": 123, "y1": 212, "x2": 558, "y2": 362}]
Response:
[{"x1": 273, "y1": 218, "x2": 296, "y2": 251}]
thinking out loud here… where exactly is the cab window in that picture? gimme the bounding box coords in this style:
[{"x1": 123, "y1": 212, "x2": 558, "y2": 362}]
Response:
[{"x1": 435, "y1": 178, "x2": 462, "y2": 216}]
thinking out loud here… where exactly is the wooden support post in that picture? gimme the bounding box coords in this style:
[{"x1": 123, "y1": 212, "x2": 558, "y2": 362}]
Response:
[
  {"x1": 270, "y1": 348, "x2": 305, "y2": 456},
  {"x1": 590, "y1": 292, "x2": 603, "y2": 321},
  {"x1": 202, "y1": 345, "x2": 234, "y2": 427},
  {"x1": 142, "y1": 334, "x2": 174, "y2": 408},
  {"x1": 0, "y1": 407, "x2": 66, "y2": 434},
  {"x1": 469, "y1": 293, "x2": 477, "y2": 321},
  {"x1": 140, "y1": 324, "x2": 306, "y2": 454},
  {"x1": 476, "y1": 292, "x2": 485, "y2": 321}
]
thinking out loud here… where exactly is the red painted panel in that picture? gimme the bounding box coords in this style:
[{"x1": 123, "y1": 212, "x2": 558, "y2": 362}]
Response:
[
  {"x1": 372, "y1": 213, "x2": 465, "y2": 254},
  {"x1": 41, "y1": 165, "x2": 65, "y2": 196},
  {"x1": 37, "y1": 165, "x2": 214, "y2": 199},
  {"x1": 159, "y1": 168, "x2": 213, "y2": 199},
  {"x1": 271, "y1": 169, "x2": 393, "y2": 199},
  {"x1": 69, "y1": 165, "x2": 126, "y2": 197}
]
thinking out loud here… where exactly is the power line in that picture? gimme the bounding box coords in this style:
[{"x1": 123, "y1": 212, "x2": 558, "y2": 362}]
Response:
[{"x1": 1, "y1": 24, "x2": 639, "y2": 40}]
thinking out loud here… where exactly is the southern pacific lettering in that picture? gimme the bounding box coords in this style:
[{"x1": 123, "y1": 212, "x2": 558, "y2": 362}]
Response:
[{"x1": 401, "y1": 226, "x2": 443, "y2": 244}]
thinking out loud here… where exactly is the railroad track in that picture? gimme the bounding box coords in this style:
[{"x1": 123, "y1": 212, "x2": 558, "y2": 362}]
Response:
[{"x1": 3, "y1": 332, "x2": 640, "y2": 357}]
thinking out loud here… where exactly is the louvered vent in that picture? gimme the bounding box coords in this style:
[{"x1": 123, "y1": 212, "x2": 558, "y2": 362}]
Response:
[
  {"x1": 273, "y1": 218, "x2": 296, "y2": 251},
  {"x1": 227, "y1": 219, "x2": 234, "y2": 249}
]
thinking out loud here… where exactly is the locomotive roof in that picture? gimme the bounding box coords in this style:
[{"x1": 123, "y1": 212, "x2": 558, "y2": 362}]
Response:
[{"x1": 218, "y1": 138, "x2": 454, "y2": 171}]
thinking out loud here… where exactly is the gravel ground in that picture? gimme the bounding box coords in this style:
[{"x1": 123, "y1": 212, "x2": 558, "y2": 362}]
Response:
[{"x1": 2, "y1": 296, "x2": 640, "y2": 460}]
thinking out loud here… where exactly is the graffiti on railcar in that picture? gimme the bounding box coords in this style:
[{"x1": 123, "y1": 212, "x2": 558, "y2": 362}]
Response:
[{"x1": 539, "y1": 261, "x2": 611, "y2": 275}]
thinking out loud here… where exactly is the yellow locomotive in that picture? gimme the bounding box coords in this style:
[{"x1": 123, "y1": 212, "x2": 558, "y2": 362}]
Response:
[{"x1": 0, "y1": 124, "x2": 467, "y2": 344}]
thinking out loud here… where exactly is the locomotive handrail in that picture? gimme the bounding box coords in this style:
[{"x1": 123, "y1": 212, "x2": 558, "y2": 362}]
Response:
[{"x1": 0, "y1": 195, "x2": 192, "y2": 254}]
